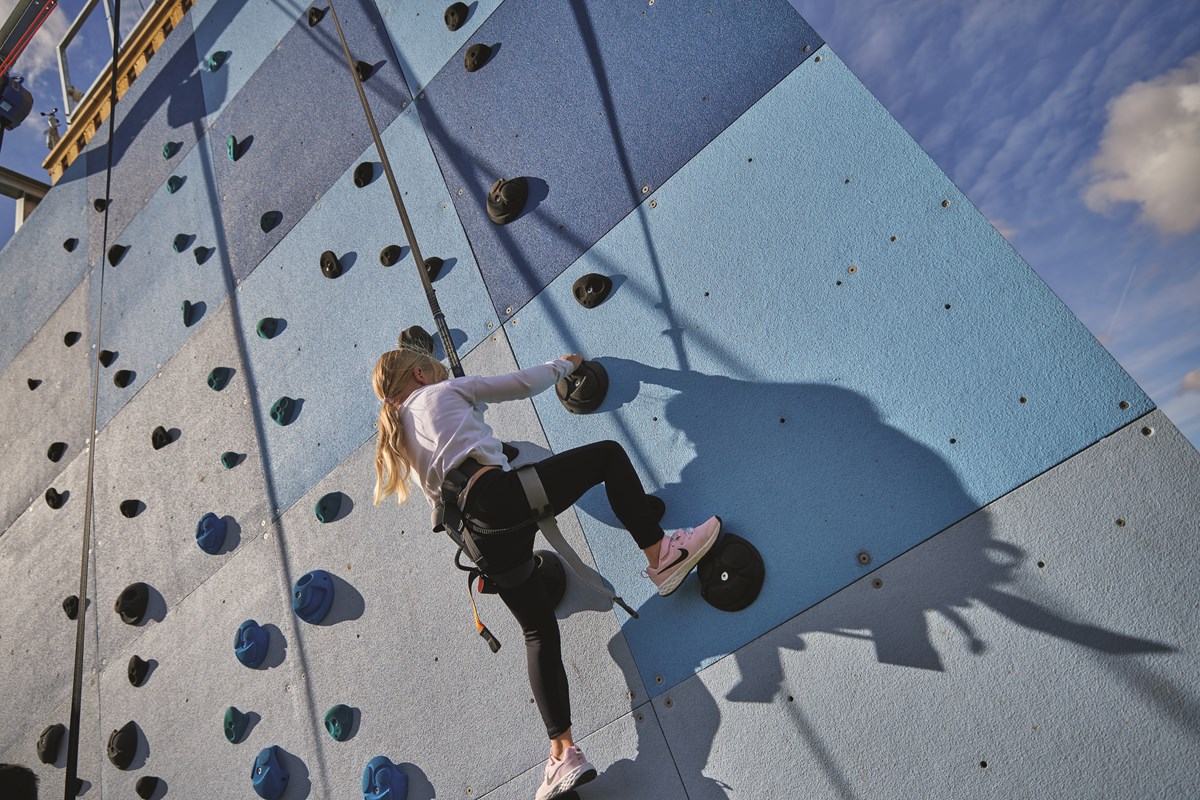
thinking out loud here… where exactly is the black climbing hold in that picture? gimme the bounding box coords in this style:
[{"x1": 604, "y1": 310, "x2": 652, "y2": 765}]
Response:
[
  {"x1": 352, "y1": 162, "x2": 374, "y2": 188},
  {"x1": 94, "y1": 198, "x2": 109, "y2": 212},
  {"x1": 424, "y1": 256, "x2": 445, "y2": 281},
  {"x1": 107, "y1": 721, "x2": 138, "y2": 769},
  {"x1": 221, "y1": 451, "x2": 239, "y2": 469},
  {"x1": 63, "y1": 237, "x2": 78, "y2": 252},
  {"x1": 162, "y1": 141, "x2": 181, "y2": 160},
  {"x1": 256, "y1": 318, "x2": 279, "y2": 339},
  {"x1": 320, "y1": 250, "x2": 342, "y2": 279},
  {"x1": 307, "y1": 6, "x2": 325, "y2": 26},
  {"x1": 62, "y1": 595, "x2": 79, "y2": 620},
  {"x1": 182, "y1": 299, "x2": 196, "y2": 326},
  {"x1": 556, "y1": 360, "x2": 608, "y2": 414},
  {"x1": 251, "y1": 745, "x2": 289, "y2": 800},
  {"x1": 487, "y1": 176, "x2": 528, "y2": 225},
  {"x1": 354, "y1": 60, "x2": 374, "y2": 82},
  {"x1": 115, "y1": 582, "x2": 150, "y2": 625},
  {"x1": 697, "y1": 531, "x2": 764, "y2": 612},
  {"x1": 227, "y1": 135, "x2": 240, "y2": 161},
  {"x1": 207, "y1": 50, "x2": 228, "y2": 71},
  {"x1": 260, "y1": 210, "x2": 282, "y2": 233},
  {"x1": 324, "y1": 704, "x2": 353, "y2": 741},
  {"x1": 208, "y1": 366, "x2": 233, "y2": 391},
  {"x1": 63, "y1": 330, "x2": 81, "y2": 347},
  {"x1": 172, "y1": 233, "x2": 189, "y2": 253},
  {"x1": 38, "y1": 723, "x2": 66, "y2": 764},
  {"x1": 45, "y1": 487, "x2": 64, "y2": 509},
  {"x1": 501, "y1": 441, "x2": 519, "y2": 463},
  {"x1": 464, "y1": 42, "x2": 492, "y2": 72},
  {"x1": 534, "y1": 550, "x2": 566, "y2": 608},
  {"x1": 99, "y1": 349, "x2": 116, "y2": 367},
  {"x1": 166, "y1": 174, "x2": 183, "y2": 193},
  {"x1": 235, "y1": 619, "x2": 269, "y2": 668},
  {"x1": 379, "y1": 244, "x2": 403, "y2": 267},
  {"x1": 270, "y1": 396, "x2": 294, "y2": 426},
  {"x1": 135, "y1": 776, "x2": 159, "y2": 799},
  {"x1": 27, "y1": 378, "x2": 41, "y2": 390},
  {"x1": 47, "y1": 441, "x2": 67, "y2": 462},
  {"x1": 445, "y1": 2, "x2": 469, "y2": 31},
  {"x1": 225, "y1": 706, "x2": 250, "y2": 743},
  {"x1": 114, "y1": 369, "x2": 134, "y2": 388},
  {"x1": 151, "y1": 425, "x2": 171, "y2": 450},
  {"x1": 128, "y1": 654, "x2": 150, "y2": 687},
  {"x1": 119, "y1": 499, "x2": 142, "y2": 518},
  {"x1": 573, "y1": 273, "x2": 612, "y2": 308},
  {"x1": 314, "y1": 492, "x2": 341, "y2": 523},
  {"x1": 399, "y1": 325, "x2": 434, "y2": 355},
  {"x1": 194, "y1": 245, "x2": 211, "y2": 264},
  {"x1": 293, "y1": 569, "x2": 334, "y2": 623},
  {"x1": 196, "y1": 512, "x2": 227, "y2": 555},
  {"x1": 107, "y1": 244, "x2": 127, "y2": 266}
]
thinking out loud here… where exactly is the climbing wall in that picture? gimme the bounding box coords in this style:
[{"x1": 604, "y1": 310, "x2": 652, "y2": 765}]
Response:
[{"x1": 2, "y1": 1, "x2": 1198, "y2": 798}]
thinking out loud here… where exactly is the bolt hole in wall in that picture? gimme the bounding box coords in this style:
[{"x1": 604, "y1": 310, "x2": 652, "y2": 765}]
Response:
[
  {"x1": 1037, "y1": 561, "x2": 1046, "y2": 569},
  {"x1": 1116, "y1": 518, "x2": 1126, "y2": 527},
  {"x1": 980, "y1": 761, "x2": 989, "y2": 769},
  {"x1": 1141, "y1": 426, "x2": 1155, "y2": 437}
]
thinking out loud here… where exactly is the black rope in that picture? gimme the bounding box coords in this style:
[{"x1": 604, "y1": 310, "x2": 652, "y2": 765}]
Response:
[
  {"x1": 64, "y1": 0, "x2": 120, "y2": 795},
  {"x1": 324, "y1": 0, "x2": 465, "y2": 377}
]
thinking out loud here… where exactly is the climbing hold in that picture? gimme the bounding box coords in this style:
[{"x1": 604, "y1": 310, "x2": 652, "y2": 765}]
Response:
[
  {"x1": 399, "y1": 325, "x2": 434, "y2": 357},
  {"x1": 27, "y1": 378, "x2": 41, "y2": 390},
  {"x1": 534, "y1": 550, "x2": 566, "y2": 609},
  {"x1": 207, "y1": 50, "x2": 227, "y2": 71},
  {"x1": 45, "y1": 487, "x2": 65, "y2": 509},
  {"x1": 135, "y1": 776, "x2": 159, "y2": 799},
  {"x1": 307, "y1": 6, "x2": 325, "y2": 26},
  {"x1": 260, "y1": 210, "x2": 282, "y2": 233},
  {"x1": 696, "y1": 531, "x2": 764, "y2": 612},
  {"x1": 224, "y1": 706, "x2": 250, "y2": 743},
  {"x1": 320, "y1": 250, "x2": 343, "y2": 279},
  {"x1": 353, "y1": 162, "x2": 374, "y2": 188},
  {"x1": 99, "y1": 349, "x2": 116, "y2": 367},
  {"x1": 572, "y1": 273, "x2": 612, "y2": 309},
  {"x1": 555, "y1": 360, "x2": 608, "y2": 414},
  {"x1": 151, "y1": 425, "x2": 171, "y2": 450},
  {"x1": 379, "y1": 244, "x2": 403, "y2": 267},
  {"x1": 270, "y1": 396, "x2": 295, "y2": 426},
  {"x1": 235, "y1": 619, "x2": 270, "y2": 668},
  {"x1": 256, "y1": 317, "x2": 279, "y2": 339},
  {"x1": 128, "y1": 654, "x2": 150, "y2": 687},
  {"x1": 221, "y1": 451, "x2": 240, "y2": 469},
  {"x1": 94, "y1": 198, "x2": 109, "y2": 212},
  {"x1": 119, "y1": 499, "x2": 142, "y2": 519},
  {"x1": 115, "y1": 582, "x2": 150, "y2": 625},
  {"x1": 444, "y1": 2, "x2": 469, "y2": 31},
  {"x1": 424, "y1": 256, "x2": 445, "y2": 281},
  {"x1": 162, "y1": 141, "x2": 181, "y2": 160},
  {"x1": 292, "y1": 569, "x2": 335, "y2": 624},
  {"x1": 114, "y1": 369, "x2": 134, "y2": 388},
  {"x1": 315, "y1": 493, "x2": 342, "y2": 523},
  {"x1": 166, "y1": 174, "x2": 183, "y2": 193},
  {"x1": 63, "y1": 237, "x2": 78, "y2": 252},
  {"x1": 38, "y1": 723, "x2": 66, "y2": 764},
  {"x1": 208, "y1": 366, "x2": 233, "y2": 390},
  {"x1": 251, "y1": 745, "x2": 290, "y2": 800},
  {"x1": 194, "y1": 246, "x2": 212, "y2": 264},
  {"x1": 106, "y1": 720, "x2": 138, "y2": 769},
  {"x1": 172, "y1": 233, "x2": 189, "y2": 253},
  {"x1": 227, "y1": 135, "x2": 240, "y2": 161},
  {"x1": 47, "y1": 441, "x2": 67, "y2": 462},
  {"x1": 108, "y1": 244, "x2": 127, "y2": 266},
  {"x1": 63, "y1": 330, "x2": 81, "y2": 347},
  {"x1": 354, "y1": 60, "x2": 374, "y2": 82},
  {"x1": 486, "y1": 176, "x2": 528, "y2": 225},
  {"x1": 196, "y1": 512, "x2": 227, "y2": 555},
  {"x1": 464, "y1": 42, "x2": 492, "y2": 72},
  {"x1": 362, "y1": 755, "x2": 408, "y2": 800},
  {"x1": 62, "y1": 595, "x2": 79, "y2": 620},
  {"x1": 182, "y1": 299, "x2": 196, "y2": 326},
  {"x1": 324, "y1": 704, "x2": 354, "y2": 741}
]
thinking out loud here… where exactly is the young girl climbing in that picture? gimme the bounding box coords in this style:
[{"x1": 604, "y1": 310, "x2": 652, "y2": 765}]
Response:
[{"x1": 371, "y1": 343, "x2": 721, "y2": 800}]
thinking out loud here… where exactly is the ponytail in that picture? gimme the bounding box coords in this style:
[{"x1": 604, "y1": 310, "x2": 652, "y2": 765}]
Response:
[{"x1": 371, "y1": 348, "x2": 448, "y2": 506}]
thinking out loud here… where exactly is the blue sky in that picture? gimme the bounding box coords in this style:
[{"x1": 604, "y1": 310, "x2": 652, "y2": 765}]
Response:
[{"x1": 1, "y1": 0, "x2": 1198, "y2": 449}]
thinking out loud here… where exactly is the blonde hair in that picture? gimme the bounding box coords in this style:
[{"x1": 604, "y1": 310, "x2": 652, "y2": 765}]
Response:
[{"x1": 372, "y1": 348, "x2": 449, "y2": 506}]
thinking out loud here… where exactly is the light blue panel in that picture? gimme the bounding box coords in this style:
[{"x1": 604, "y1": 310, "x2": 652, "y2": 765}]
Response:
[
  {"x1": 190, "y1": 0, "x2": 309, "y2": 126},
  {"x1": 375, "y1": 0, "x2": 505, "y2": 93},
  {"x1": 655, "y1": 411, "x2": 1199, "y2": 799},
  {"x1": 505, "y1": 46, "x2": 1152, "y2": 696},
  {"x1": 0, "y1": 155, "x2": 90, "y2": 373},
  {"x1": 229, "y1": 101, "x2": 497, "y2": 515},
  {"x1": 89, "y1": 137, "x2": 229, "y2": 430}
]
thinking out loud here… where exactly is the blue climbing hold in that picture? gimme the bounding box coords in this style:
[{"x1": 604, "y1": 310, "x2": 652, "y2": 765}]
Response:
[
  {"x1": 251, "y1": 745, "x2": 289, "y2": 800},
  {"x1": 196, "y1": 512, "x2": 227, "y2": 554},
  {"x1": 362, "y1": 755, "x2": 408, "y2": 800},
  {"x1": 234, "y1": 619, "x2": 269, "y2": 668},
  {"x1": 292, "y1": 569, "x2": 334, "y2": 624}
]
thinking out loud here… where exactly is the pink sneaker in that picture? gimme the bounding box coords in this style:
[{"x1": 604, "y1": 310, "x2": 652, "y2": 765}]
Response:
[
  {"x1": 535, "y1": 745, "x2": 596, "y2": 800},
  {"x1": 645, "y1": 516, "x2": 723, "y2": 596}
]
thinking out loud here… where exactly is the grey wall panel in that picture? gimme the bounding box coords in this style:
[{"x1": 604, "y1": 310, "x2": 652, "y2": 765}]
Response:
[
  {"x1": 0, "y1": 676, "x2": 103, "y2": 797},
  {"x1": 652, "y1": 410, "x2": 1199, "y2": 799}
]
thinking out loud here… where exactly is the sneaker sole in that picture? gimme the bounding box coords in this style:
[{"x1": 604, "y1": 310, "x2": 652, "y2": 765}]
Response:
[
  {"x1": 542, "y1": 766, "x2": 597, "y2": 799},
  {"x1": 657, "y1": 516, "x2": 723, "y2": 596}
]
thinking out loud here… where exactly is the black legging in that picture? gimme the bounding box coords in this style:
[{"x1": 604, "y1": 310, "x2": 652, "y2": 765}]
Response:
[{"x1": 462, "y1": 440, "x2": 665, "y2": 738}]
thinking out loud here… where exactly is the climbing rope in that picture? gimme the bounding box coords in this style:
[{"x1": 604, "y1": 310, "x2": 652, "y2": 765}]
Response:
[
  {"x1": 64, "y1": 0, "x2": 121, "y2": 796},
  {"x1": 323, "y1": 0, "x2": 465, "y2": 377}
]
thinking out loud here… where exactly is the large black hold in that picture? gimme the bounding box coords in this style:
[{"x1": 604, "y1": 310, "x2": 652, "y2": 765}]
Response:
[
  {"x1": 114, "y1": 369, "x2": 134, "y2": 388},
  {"x1": 128, "y1": 654, "x2": 150, "y2": 687},
  {"x1": 464, "y1": 42, "x2": 492, "y2": 72},
  {"x1": 151, "y1": 425, "x2": 171, "y2": 450},
  {"x1": 107, "y1": 721, "x2": 138, "y2": 769},
  {"x1": 379, "y1": 244, "x2": 403, "y2": 267},
  {"x1": 353, "y1": 162, "x2": 373, "y2": 188},
  {"x1": 107, "y1": 244, "x2": 127, "y2": 266},
  {"x1": 119, "y1": 499, "x2": 142, "y2": 519},
  {"x1": 99, "y1": 349, "x2": 116, "y2": 367},
  {"x1": 444, "y1": 2, "x2": 469, "y2": 30},
  {"x1": 47, "y1": 441, "x2": 67, "y2": 462},
  {"x1": 572, "y1": 273, "x2": 612, "y2": 308},
  {"x1": 63, "y1": 237, "x2": 78, "y2": 252},
  {"x1": 696, "y1": 532, "x2": 764, "y2": 612},
  {"x1": 320, "y1": 250, "x2": 343, "y2": 279},
  {"x1": 45, "y1": 487, "x2": 65, "y2": 509},
  {"x1": 354, "y1": 60, "x2": 375, "y2": 82},
  {"x1": 38, "y1": 723, "x2": 66, "y2": 764},
  {"x1": 63, "y1": 330, "x2": 81, "y2": 347},
  {"x1": 135, "y1": 776, "x2": 160, "y2": 799},
  {"x1": 115, "y1": 582, "x2": 150, "y2": 625},
  {"x1": 62, "y1": 595, "x2": 79, "y2": 620},
  {"x1": 486, "y1": 177, "x2": 528, "y2": 225},
  {"x1": 556, "y1": 360, "x2": 608, "y2": 414}
]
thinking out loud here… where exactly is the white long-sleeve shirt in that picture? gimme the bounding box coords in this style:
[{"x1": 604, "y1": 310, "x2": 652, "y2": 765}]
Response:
[{"x1": 398, "y1": 358, "x2": 576, "y2": 508}]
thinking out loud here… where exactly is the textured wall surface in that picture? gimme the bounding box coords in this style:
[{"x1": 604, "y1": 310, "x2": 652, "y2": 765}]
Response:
[{"x1": 0, "y1": 1, "x2": 1197, "y2": 799}]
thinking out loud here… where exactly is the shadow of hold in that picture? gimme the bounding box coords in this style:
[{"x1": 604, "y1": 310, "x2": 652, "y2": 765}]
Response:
[
  {"x1": 144, "y1": 776, "x2": 168, "y2": 799},
  {"x1": 318, "y1": 491, "x2": 354, "y2": 523},
  {"x1": 193, "y1": 245, "x2": 214, "y2": 264},
  {"x1": 338, "y1": 251, "x2": 358, "y2": 274},
  {"x1": 258, "y1": 623, "x2": 289, "y2": 670},
  {"x1": 431, "y1": 329, "x2": 470, "y2": 361},
  {"x1": 398, "y1": 763, "x2": 435, "y2": 800},
  {"x1": 141, "y1": 658, "x2": 160, "y2": 685},
  {"x1": 166, "y1": 427, "x2": 182, "y2": 445},
  {"x1": 273, "y1": 745, "x2": 311, "y2": 800},
  {"x1": 219, "y1": 516, "x2": 243, "y2": 555},
  {"x1": 518, "y1": 176, "x2": 549, "y2": 223},
  {"x1": 317, "y1": 574, "x2": 366, "y2": 626},
  {"x1": 183, "y1": 300, "x2": 207, "y2": 327},
  {"x1": 141, "y1": 585, "x2": 168, "y2": 625},
  {"x1": 242, "y1": 710, "x2": 262, "y2": 742},
  {"x1": 125, "y1": 721, "x2": 149, "y2": 772},
  {"x1": 238, "y1": 133, "x2": 255, "y2": 158}
]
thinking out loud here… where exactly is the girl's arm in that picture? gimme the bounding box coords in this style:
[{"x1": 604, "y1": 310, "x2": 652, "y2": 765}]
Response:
[{"x1": 460, "y1": 358, "x2": 577, "y2": 404}]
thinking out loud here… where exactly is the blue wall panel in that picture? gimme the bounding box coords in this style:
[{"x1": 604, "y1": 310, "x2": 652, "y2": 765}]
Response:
[
  {"x1": 505, "y1": 47, "x2": 1152, "y2": 696},
  {"x1": 418, "y1": 0, "x2": 821, "y2": 319},
  {"x1": 375, "y1": 0, "x2": 505, "y2": 94},
  {"x1": 206, "y1": 0, "x2": 410, "y2": 283}
]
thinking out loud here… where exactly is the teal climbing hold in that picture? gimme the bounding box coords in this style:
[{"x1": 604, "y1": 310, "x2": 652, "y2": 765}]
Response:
[
  {"x1": 324, "y1": 705, "x2": 353, "y2": 741},
  {"x1": 220, "y1": 451, "x2": 239, "y2": 469},
  {"x1": 162, "y1": 141, "x2": 180, "y2": 159},
  {"x1": 224, "y1": 706, "x2": 250, "y2": 744},
  {"x1": 173, "y1": 233, "x2": 189, "y2": 253},
  {"x1": 194, "y1": 246, "x2": 211, "y2": 264},
  {"x1": 315, "y1": 493, "x2": 341, "y2": 523},
  {"x1": 256, "y1": 318, "x2": 279, "y2": 340},
  {"x1": 207, "y1": 51, "x2": 227, "y2": 71},
  {"x1": 227, "y1": 135, "x2": 239, "y2": 161},
  {"x1": 208, "y1": 366, "x2": 233, "y2": 391},
  {"x1": 260, "y1": 210, "x2": 282, "y2": 233},
  {"x1": 166, "y1": 175, "x2": 183, "y2": 193},
  {"x1": 270, "y1": 397, "x2": 294, "y2": 426},
  {"x1": 182, "y1": 300, "x2": 195, "y2": 326}
]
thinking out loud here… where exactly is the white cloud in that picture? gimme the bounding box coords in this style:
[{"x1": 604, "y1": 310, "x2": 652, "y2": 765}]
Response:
[
  {"x1": 1182, "y1": 368, "x2": 1200, "y2": 395},
  {"x1": 9, "y1": 5, "x2": 70, "y2": 87},
  {"x1": 1084, "y1": 53, "x2": 1200, "y2": 235}
]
